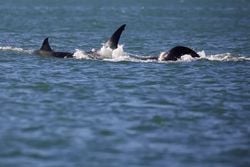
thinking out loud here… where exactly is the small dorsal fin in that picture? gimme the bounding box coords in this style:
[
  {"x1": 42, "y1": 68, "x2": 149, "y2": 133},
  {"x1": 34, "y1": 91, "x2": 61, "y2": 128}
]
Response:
[
  {"x1": 105, "y1": 24, "x2": 126, "y2": 50},
  {"x1": 40, "y1": 37, "x2": 53, "y2": 51}
]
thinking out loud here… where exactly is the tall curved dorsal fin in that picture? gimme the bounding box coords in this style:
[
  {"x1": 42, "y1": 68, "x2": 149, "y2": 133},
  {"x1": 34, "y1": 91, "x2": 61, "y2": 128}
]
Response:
[
  {"x1": 40, "y1": 37, "x2": 53, "y2": 51},
  {"x1": 105, "y1": 24, "x2": 126, "y2": 50}
]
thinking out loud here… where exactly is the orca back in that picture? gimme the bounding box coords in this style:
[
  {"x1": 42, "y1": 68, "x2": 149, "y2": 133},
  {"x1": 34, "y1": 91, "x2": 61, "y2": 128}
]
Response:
[
  {"x1": 164, "y1": 46, "x2": 200, "y2": 61},
  {"x1": 52, "y1": 52, "x2": 73, "y2": 58},
  {"x1": 35, "y1": 38, "x2": 73, "y2": 58}
]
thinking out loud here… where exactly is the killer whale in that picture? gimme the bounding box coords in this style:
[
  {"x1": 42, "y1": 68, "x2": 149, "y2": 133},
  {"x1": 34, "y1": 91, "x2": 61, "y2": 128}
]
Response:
[
  {"x1": 34, "y1": 24, "x2": 126, "y2": 59},
  {"x1": 120, "y1": 25, "x2": 200, "y2": 61},
  {"x1": 34, "y1": 38, "x2": 73, "y2": 58},
  {"x1": 130, "y1": 46, "x2": 200, "y2": 61},
  {"x1": 85, "y1": 24, "x2": 126, "y2": 59},
  {"x1": 160, "y1": 46, "x2": 200, "y2": 61}
]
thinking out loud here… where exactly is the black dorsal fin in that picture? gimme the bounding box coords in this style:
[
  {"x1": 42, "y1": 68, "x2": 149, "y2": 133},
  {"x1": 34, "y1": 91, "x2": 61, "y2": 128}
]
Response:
[
  {"x1": 40, "y1": 37, "x2": 53, "y2": 51},
  {"x1": 105, "y1": 24, "x2": 126, "y2": 50}
]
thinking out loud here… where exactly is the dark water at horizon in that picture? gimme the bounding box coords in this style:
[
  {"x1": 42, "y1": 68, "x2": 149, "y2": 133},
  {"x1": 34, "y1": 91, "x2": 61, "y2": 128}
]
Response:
[{"x1": 0, "y1": 0, "x2": 250, "y2": 167}]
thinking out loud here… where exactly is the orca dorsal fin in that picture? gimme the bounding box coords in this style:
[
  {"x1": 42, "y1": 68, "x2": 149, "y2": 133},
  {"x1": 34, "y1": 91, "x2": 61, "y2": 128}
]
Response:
[
  {"x1": 40, "y1": 37, "x2": 53, "y2": 51},
  {"x1": 105, "y1": 24, "x2": 126, "y2": 50}
]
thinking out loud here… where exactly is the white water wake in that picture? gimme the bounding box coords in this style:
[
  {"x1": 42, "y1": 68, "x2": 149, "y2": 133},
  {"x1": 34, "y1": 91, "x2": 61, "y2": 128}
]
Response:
[
  {"x1": 0, "y1": 46, "x2": 33, "y2": 54},
  {"x1": 73, "y1": 45, "x2": 250, "y2": 63},
  {"x1": 199, "y1": 51, "x2": 250, "y2": 61},
  {"x1": 1, "y1": 45, "x2": 249, "y2": 62}
]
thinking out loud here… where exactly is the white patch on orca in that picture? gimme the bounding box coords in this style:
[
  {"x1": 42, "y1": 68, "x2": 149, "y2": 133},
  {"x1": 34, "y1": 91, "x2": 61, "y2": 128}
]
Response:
[
  {"x1": 158, "y1": 52, "x2": 167, "y2": 61},
  {"x1": 180, "y1": 54, "x2": 194, "y2": 61}
]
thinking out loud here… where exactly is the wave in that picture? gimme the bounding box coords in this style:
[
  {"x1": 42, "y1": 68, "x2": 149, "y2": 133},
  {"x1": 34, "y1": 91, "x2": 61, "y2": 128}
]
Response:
[{"x1": 1, "y1": 45, "x2": 249, "y2": 62}]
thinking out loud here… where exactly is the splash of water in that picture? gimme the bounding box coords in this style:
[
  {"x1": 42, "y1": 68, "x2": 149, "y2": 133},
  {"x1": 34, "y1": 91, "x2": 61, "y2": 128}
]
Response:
[
  {"x1": 199, "y1": 51, "x2": 250, "y2": 61},
  {"x1": 73, "y1": 44, "x2": 130, "y2": 61},
  {"x1": 0, "y1": 46, "x2": 33, "y2": 54},
  {"x1": 73, "y1": 49, "x2": 90, "y2": 59}
]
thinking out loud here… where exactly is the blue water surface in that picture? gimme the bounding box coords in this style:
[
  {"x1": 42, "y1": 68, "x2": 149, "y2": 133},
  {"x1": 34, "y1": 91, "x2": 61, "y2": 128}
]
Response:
[{"x1": 0, "y1": 0, "x2": 249, "y2": 167}]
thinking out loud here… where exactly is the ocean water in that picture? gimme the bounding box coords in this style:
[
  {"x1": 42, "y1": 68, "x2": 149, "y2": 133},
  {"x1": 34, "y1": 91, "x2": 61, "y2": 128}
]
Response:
[{"x1": 0, "y1": 0, "x2": 250, "y2": 167}]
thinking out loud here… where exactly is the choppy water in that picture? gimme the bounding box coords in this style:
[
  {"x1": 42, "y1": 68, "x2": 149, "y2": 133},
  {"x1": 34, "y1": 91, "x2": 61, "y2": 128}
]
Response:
[{"x1": 0, "y1": 0, "x2": 250, "y2": 167}]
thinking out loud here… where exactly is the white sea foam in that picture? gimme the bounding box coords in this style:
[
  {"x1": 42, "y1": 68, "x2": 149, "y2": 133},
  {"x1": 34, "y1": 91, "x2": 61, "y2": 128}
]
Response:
[
  {"x1": 172, "y1": 50, "x2": 250, "y2": 62},
  {"x1": 73, "y1": 44, "x2": 131, "y2": 61},
  {"x1": 73, "y1": 49, "x2": 91, "y2": 59},
  {"x1": 97, "y1": 45, "x2": 113, "y2": 59},
  {"x1": 98, "y1": 44, "x2": 131, "y2": 61},
  {"x1": 0, "y1": 46, "x2": 33, "y2": 54},
  {"x1": 198, "y1": 51, "x2": 250, "y2": 61}
]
